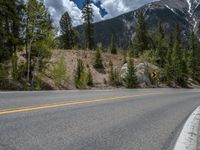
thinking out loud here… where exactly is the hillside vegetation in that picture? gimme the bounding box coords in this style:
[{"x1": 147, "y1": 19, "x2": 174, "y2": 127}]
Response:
[
  {"x1": 11, "y1": 50, "x2": 142, "y2": 90},
  {"x1": 0, "y1": 0, "x2": 200, "y2": 90},
  {"x1": 1, "y1": 49, "x2": 198, "y2": 90}
]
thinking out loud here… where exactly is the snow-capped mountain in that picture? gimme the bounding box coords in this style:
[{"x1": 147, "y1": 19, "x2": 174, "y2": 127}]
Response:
[
  {"x1": 76, "y1": 0, "x2": 200, "y2": 48},
  {"x1": 160, "y1": 0, "x2": 200, "y2": 32}
]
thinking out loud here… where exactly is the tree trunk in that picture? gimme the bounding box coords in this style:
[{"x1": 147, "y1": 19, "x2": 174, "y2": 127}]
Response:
[{"x1": 27, "y1": 39, "x2": 32, "y2": 84}]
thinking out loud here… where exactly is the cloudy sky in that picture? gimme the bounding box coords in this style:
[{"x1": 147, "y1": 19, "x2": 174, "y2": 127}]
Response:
[{"x1": 44, "y1": 0, "x2": 157, "y2": 27}]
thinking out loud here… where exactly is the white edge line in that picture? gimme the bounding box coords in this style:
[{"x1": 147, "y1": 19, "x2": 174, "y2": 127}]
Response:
[{"x1": 174, "y1": 105, "x2": 200, "y2": 150}]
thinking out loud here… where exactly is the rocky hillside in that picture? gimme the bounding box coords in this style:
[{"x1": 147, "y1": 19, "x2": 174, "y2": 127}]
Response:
[
  {"x1": 3, "y1": 50, "x2": 200, "y2": 90},
  {"x1": 76, "y1": 0, "x2": 200, "y2": 48},
  {"x1": 36, "y1": 50, "x2": 162, "y2": 90}
]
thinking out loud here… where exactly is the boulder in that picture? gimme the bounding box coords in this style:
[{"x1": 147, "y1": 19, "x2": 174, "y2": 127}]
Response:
[{"x1": 121, "y1": 62, "x2": 158, "y2": 87}]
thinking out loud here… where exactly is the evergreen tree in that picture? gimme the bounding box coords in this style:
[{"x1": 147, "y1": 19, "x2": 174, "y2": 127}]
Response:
[
  {"x1": 82, "y1": 0, "x2": 94, "y2": 50},
  {"x1": 164, "y1": 53, "x2": 173, "y2": 84},
  {"x1": 52, "y1": 54, "x2": 69, "y2": 86},
  {"x1": 156, "y1": 22, "x2": 168, "y2": 68},
  {"x1": 164, "y1": 33, "x2": 174, "y2": 84},
  {"x1": 12, "y1": 51, "x2": 18, "y2": 80},
  {"x1": 133, "y1": 11, "x2": 149, "y2": 56},
  {"x1": 0, "y1": 0, "x2": 25, "y2": 85},
  {"x1": 93, "y1": 49, "x2": 104, "y2": 69},
  {"x1": 0, "y1": 64, "x2": 6, "y2": 87},
  {"x1": 123, "y1": 51, "x2": 127, "y2": 64},
  {"x1": 59, "y1": 11, "x2": 77, "y2": 49},
  {"x1": 110, "y1": 34, "x2": 117, "y2": 54},
  {"x1": 75, "y1": 59, "x2": 88, "y2": 89},
  {"x1": 86, "y1": 65, "x2": 93, "y2": 86},
  {"x1": 168, "y1": 32, "x2": 174, "y2": 50},
  {"x1": 108, "y1": 60, "x2": 121, "y2": 86},
  {"x1": 128, "y1": 40, "x2": 135, "y2": 58},
  {"x1": 124, "y1": 59, "x2": 138, "y2": 88},
  {"x1": 148, "y1": 32, "x2": 157, "y2": 51},
  {"x1": 171, "y1": 24, "x2": 188, "y2": 87},
  {"x1": 0, "y1": 0, "x2": 24, "y2": 63},
  {"x1": 26, "y1": 0, "x2": 55, "y2": 83},
  {"x1": 188, "y1": 31, "x2": 200, "y2": 80},
  {"x1": 108, "y1": 60, "x2": 114, "y2": 84}
]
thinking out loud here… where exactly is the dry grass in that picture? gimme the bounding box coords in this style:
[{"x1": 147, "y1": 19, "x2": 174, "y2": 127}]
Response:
[{"x1": 42, "y1": 50, "x2": 129, "y2": 89}]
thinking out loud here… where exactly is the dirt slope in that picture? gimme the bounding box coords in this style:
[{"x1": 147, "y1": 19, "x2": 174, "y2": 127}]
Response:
[{"x1": 41, "y1": 50, "x2": 137, "y2": 90}]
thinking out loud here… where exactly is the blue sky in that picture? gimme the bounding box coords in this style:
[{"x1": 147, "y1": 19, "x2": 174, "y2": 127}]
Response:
[
  {"x1": 72, "y1": 0, "x2": 84, "y2": 9},
  {"x1": 72, "y1": 0, "x2": 108, "y2": 16},
  {"x1": 44, "y1": 0, "x2": 158, "y2": 27}
]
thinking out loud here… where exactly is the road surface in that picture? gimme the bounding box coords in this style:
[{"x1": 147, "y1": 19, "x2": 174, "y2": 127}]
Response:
[{"x1": 0, "y1": 88, "x2": 200, "y2": 150}]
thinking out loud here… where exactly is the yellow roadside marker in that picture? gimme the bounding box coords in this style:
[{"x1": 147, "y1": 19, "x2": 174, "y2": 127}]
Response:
[{"x1": 151, "y1": 71, "x2": 157, "y2": 79}]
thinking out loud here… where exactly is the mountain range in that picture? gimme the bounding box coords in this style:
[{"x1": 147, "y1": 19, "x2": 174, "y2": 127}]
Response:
[{"x1": 76, "y1": 0, "x2": 200, "y2": 48}]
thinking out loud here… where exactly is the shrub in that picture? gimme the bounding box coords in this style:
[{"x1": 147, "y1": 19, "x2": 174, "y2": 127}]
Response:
[
  {"x1": 139, "y1": 50, "x2": 157, "y2": 64},
  {"x1": 75, "y1": 59, "x2": 88, "y2": 89},
  {"x1": 52, "y1": 54, "x2": 69, "y2": 86},
  {"x1": 93, "y1": 49, "x2": 104, "y2": 69},
  {"x1": 123, "y1": 51, "x2": 127, "y2": 64},
  {"x1": 108, "y1": 60, "x2": 121, "y2": 86},
  {"x1": 17, "y1": 62, "x2": 27, "y2": 81},
  {"x1": 87, "y1": 65, "x2": 93, "y2": 86},
  {"x1": 12, "y1": 52, "x2": 18, "y2": 80},
  {"x1": 0, "y1": 64, "x2": 8, "y2": 89}
]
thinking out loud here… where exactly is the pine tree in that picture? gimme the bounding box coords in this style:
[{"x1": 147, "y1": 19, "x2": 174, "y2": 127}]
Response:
[
  {"x1": 108, "y1": 60, "x2": 121, "y2": 86},
  {"x1": 164, "y1": 55, "x2": 173, "y2": 84},
  {"x1": 0, "y1": 0, "x2": 24, "y2": 63},
  {"x1": 93, "y1": 49, "x2": 104, "y2": 69},
  {"x1": 86, "y1": 65, "x2": 93, "y2": 86},
  {"x1": 188, "y1": 31, "x2": 200, "y2": 80},
  {"x1": 0, "y1": 64, "x2": 6, "y2": 87},
  {"x1": 123, "y1": 51, "x2": 127, "y2": 64},
  {"x1": 156, "y1": 22, "x2": 168, "y2": 68},
  {"x1": 110, "y1": 34, "x2": 117, "y2": 54},
  {"x1": 168, "y1": 32, "x2": 174, "y2": 50},
  {"x1": 75, "y1": 59, "x2": 88, "y2": 89},
  {"x1": 60, "y1": 11, "x2": 77, "y2": 49},
  {"x1": 171, "y1": 24, "x2": 188, "y2": 87},
  {"x1": 124, "y1": 59, "x2": 138, "y2": 88},
  {"x1": 133, "y1": 11, "x2": 149, "y2": 56},
  {"x1": 164, "y1": 33, "x2": 174, "y2": 84},
  {"x1": 82, "y1": 0, "x2": 94, "y2": 50},
  {"x1": 128, "y1": 40, "x2": 135, "y2": 58},
  {"x1": 52, "y1": 54, "x2": 68, "y2": 86},
  {"x1": 26, "y1": 0, "x2": 55, "y2": 83},
  {"x1": 12, "y1": 51, "x2": 18, "y2": 80},
  {"x1": 108, "y1": 60, "x2": 114, "y2": 85}
]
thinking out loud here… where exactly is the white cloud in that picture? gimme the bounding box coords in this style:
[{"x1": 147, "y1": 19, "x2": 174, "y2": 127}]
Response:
[
  {"x1": 45, "y1": 0, "x2": 83, "y2": 27},
  {"x1": 91, "y1": 3, "x2": 104, "y2": 22},
  {"x1": 101, "y1": 0, "x2": 158, "y2": 20},
  {"x1": 101, "y1": 0, "x2": 129, "y2": 20},
  {"x1": 62, "y1": 0, "x2": 83, "y2": 26},
  {"x1": 44, "y1": 0, "x2": 158, "y2": 27}
]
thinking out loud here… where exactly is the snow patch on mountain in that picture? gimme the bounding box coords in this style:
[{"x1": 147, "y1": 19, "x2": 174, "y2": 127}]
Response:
[
  {"x1": 165, "y1": 4, "x2": 179, "y2": 15},
  {"x1": 194, "y1": 18, "x2": 198, "y2": 31},
  {"x1": 187, "y1": 0, "x2": 192, "y2": 16}
]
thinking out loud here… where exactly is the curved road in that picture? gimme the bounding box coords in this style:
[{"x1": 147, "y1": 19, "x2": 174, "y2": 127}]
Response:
[{"x1": 0, "y1": 89, "x2": 200, "y2": 150}]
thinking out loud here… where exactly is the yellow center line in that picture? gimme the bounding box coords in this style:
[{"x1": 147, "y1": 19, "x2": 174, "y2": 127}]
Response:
[{"x1": 0, "y1": 92, "x2": 162, "y2": 116}]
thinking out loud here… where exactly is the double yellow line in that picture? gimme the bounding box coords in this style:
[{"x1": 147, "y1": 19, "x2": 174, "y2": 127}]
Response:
[{"x1": 0, "y1": 92, "x2": 161, "y2": 116}]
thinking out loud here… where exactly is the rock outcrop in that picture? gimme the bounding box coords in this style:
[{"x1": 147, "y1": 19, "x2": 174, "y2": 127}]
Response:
[{"x1": 121, "y1": 62, "x2": 158, "y2": 87}]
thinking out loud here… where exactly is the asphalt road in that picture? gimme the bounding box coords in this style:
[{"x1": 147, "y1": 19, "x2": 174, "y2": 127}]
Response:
[{"x1": 0, "y1": 89, "x2": 200, "y2": 150}]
